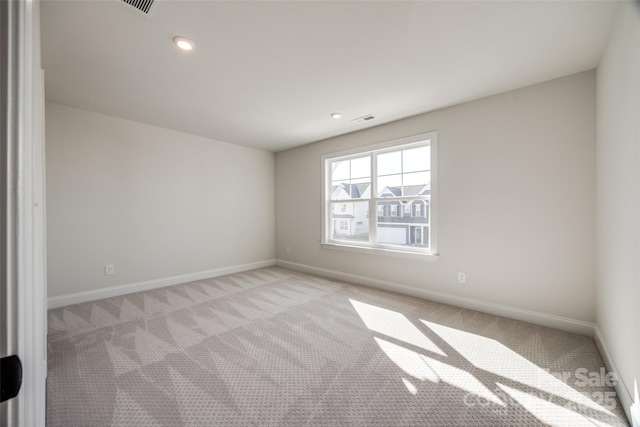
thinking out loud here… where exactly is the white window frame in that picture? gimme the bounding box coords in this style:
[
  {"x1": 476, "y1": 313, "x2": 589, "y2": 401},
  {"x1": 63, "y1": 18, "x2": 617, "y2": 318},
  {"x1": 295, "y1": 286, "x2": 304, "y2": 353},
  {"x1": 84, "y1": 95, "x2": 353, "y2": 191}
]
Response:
[{"x1": 321, "y1": 132, "x2": 438, "y2": 259}]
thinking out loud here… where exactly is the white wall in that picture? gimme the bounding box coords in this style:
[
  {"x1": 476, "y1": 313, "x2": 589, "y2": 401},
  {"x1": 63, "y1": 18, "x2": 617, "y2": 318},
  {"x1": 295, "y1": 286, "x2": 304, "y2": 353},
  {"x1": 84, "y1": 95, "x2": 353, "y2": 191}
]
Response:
[
  {"x1": 46, "y1": 103, "x2": 275, "y2": 298},
  {"x1": 276, "y1": 71, "x2": 596, "y2": 323},
  {"x1": 596, "y1": 1, "x2": 640, "y2": 421}
]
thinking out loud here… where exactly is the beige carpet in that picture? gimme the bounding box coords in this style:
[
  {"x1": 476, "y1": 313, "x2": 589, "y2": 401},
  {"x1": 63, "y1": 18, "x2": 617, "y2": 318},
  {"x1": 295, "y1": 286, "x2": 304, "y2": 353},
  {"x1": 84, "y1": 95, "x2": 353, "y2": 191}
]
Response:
[{"x1": 47, "y1": 267, "x2": 629, "y2": 426}]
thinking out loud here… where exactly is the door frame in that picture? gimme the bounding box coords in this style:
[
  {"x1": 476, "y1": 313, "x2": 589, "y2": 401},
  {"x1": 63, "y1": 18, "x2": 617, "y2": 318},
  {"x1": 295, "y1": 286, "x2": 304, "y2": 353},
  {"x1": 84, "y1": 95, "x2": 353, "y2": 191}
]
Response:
[{"x1": 1, "y1": 0, "x2": 47, "y2": 426}]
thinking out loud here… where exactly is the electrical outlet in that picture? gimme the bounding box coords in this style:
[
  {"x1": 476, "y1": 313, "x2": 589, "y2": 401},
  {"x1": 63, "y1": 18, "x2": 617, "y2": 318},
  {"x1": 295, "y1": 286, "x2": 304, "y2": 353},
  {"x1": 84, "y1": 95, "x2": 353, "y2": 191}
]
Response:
[
  {"x1": 457, "y1": 272, "x2": 466, "y2": 284},
  {"x1": 286, "y1": 246, "x2": 291, "y2": 255},
  {"x1": 105, "y1": 264, "x2": 115, "y2": 276}
]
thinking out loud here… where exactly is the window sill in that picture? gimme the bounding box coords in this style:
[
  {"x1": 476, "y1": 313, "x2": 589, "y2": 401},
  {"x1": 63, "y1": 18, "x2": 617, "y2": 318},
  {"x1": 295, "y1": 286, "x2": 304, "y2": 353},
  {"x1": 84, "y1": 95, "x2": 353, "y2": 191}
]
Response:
[{"x1": 321, "y1": 242, "x2": 439, "y2": 261}]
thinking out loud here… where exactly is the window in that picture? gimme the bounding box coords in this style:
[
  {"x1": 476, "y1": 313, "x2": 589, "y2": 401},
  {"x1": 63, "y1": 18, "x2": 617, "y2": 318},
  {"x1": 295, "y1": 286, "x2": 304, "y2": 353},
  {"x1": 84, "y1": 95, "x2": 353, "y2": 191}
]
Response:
[{"x1": 322, "y1": 132, "x2": 437, "y2": 256}]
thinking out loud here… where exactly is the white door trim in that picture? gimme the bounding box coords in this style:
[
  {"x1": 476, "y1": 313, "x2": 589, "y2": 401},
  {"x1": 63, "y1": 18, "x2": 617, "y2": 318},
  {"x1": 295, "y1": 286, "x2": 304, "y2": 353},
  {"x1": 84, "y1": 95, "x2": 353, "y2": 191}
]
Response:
[{"x1": 1, "y1": 0, "x2": 47, "y2": 426}]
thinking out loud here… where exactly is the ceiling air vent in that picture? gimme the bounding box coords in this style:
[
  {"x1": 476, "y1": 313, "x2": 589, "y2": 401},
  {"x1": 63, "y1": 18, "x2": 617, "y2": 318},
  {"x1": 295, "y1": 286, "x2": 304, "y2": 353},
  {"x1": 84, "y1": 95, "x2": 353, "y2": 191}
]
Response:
[
  {"x1": 119, "y1": 0, "x2": 156, "y2": 15},
  {"x1": 351, "y1": 114, "x2": 376, "y2": 124}
]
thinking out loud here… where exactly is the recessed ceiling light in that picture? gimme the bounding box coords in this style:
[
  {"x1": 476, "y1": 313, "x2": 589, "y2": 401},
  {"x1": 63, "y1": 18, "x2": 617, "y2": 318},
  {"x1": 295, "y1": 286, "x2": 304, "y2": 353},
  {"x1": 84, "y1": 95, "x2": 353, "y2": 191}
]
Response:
[
  {"x1": 331, "y1": 112, "x2": 341, "y2": 119},
  {"x1": 173, "y1": 36, "x2": 194, "y2": 51}
]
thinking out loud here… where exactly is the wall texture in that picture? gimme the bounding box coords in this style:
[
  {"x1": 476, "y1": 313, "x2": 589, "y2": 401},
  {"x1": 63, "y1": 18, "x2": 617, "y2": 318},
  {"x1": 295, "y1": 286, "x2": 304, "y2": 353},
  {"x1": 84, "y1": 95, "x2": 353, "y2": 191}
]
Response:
[
  {"x1": 276, "y1": 71, "x2": 596, "y2": 323},
  {"x1": 596, "y1": 1, "x2": 640, "y2": 420},
  {"x1": 46, "y1": 103, "x2": 275, "y2": 298}
]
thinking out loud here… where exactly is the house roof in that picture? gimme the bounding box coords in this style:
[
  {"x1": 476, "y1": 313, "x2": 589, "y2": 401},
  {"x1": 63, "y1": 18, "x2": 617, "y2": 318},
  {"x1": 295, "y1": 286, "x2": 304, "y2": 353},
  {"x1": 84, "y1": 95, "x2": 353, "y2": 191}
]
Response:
[
  {"x1": 331, "y1": 182, "x2": 371, "y2": 199},
  {"x1": 379, "y1": 183, "x2": 430, "y2": 198},
  {"x1": 332, "y1": 182, "x2": 430, "y2": 199}
]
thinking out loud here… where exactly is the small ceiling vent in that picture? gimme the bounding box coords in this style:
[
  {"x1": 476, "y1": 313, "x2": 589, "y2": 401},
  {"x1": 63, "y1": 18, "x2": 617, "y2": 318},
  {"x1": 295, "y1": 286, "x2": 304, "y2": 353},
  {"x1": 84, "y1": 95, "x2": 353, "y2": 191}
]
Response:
[
  {"x1": 351, "y1": 114, "x2": 375, "y2": 124},
  {"x1": 119, "y1": 0, "x2": 156, "y2": 15}
]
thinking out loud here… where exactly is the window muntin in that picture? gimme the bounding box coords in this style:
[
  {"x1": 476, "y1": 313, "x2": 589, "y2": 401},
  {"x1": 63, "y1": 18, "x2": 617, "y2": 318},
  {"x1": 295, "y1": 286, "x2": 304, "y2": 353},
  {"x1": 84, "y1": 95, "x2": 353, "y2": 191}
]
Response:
[{"x1": 323, "y1": 133, "x2": 437, "y2": 255}]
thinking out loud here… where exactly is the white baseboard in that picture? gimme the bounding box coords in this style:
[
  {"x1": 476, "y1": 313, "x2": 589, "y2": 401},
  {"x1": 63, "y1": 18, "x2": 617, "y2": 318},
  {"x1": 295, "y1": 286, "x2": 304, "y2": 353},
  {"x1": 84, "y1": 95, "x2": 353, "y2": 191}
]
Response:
[
  {"x1": 594, "y1": 325, "x2": 637, "y2": 426},
  {"x1": 48, "y1": 259, "x2": 276, "y2": 309},
  {"x1": 276, "y1": 259, "x2": 595, "y2": 336}
]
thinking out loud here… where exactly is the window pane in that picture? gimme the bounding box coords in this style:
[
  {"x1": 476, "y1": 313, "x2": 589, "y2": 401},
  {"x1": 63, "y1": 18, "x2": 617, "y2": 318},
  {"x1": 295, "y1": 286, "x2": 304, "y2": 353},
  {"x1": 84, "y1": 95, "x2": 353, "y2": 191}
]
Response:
[
  {"x1": 331, "y1": 156, "x2": 371, "y2": 181},
  {"x1": 403, "y1": 146, "x2": 430, "y2": 173},
  {"x1": 330, "y1": 156, "x2": 371, "y2": 201},
  {"x1": 377, "y1": 174, "x2": 402, "y2": 197},
  {"x1": 351, "y1": 156, "x2": 371, "y2": 179},
  {"x1": 350, "y1": 178, "x2": 371, "y2": 199},
  {"x1": 332, "y1": 160, "x2": 350, "y2": 181},
  {"x1": 377, "y1": 201, "x2": 429, "y2": 248},
  {"x1": 412, "y1": 200, "x2": 429, "y2": 222},
  {"x1": 402, "y1": 171, "x2": 430, "y2": 196},
  {"x1": 378, "y1": 225, "x2": 429, "y2": 248},
  {"x1": 377, "y1": 150, "x2": 402, "y2": 176},
  {"x1": 331, "y1": 201, "x2": 369, "y2": 243},
  {"x1": 331, "y1": 180, "x2": 371, "y2": 200},
  {"x1": 403, "y1": 171, "x2": 430, "y2": 186},
  {"x1": 402, "y1": 185, "x2": 426, "y2": 197},
  {"x1": 330, "y1": 181, "x2": 351, "y2": 200}
]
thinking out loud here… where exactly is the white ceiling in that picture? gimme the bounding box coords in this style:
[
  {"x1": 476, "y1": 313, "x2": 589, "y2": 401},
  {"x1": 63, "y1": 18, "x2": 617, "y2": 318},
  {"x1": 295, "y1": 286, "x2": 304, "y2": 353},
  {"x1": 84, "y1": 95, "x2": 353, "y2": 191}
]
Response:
[{"x1": 41, "y1": 0, "x2": 617, "y2": 152}]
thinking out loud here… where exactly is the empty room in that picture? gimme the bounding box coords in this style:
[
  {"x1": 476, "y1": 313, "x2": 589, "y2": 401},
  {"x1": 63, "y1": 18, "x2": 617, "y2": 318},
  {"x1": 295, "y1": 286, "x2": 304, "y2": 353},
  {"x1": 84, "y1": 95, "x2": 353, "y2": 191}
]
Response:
[{"x1": 1, "y1": 0, "x2": 639, "y2": 426}]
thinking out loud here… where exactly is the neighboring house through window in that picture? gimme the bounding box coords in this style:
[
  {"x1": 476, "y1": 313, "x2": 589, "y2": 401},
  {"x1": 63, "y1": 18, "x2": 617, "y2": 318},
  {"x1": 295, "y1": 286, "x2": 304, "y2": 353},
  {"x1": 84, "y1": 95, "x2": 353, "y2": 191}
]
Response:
[{"x1": 322, "y1": 132, "x2": 437, "y2": 256}]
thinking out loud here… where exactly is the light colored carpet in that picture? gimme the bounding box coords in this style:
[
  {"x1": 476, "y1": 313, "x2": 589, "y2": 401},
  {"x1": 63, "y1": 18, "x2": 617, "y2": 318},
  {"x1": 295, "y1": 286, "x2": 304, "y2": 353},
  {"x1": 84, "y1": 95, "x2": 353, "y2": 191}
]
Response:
[{"x1": 47, "y1": 267, "x2": 628, "y2": 426}]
